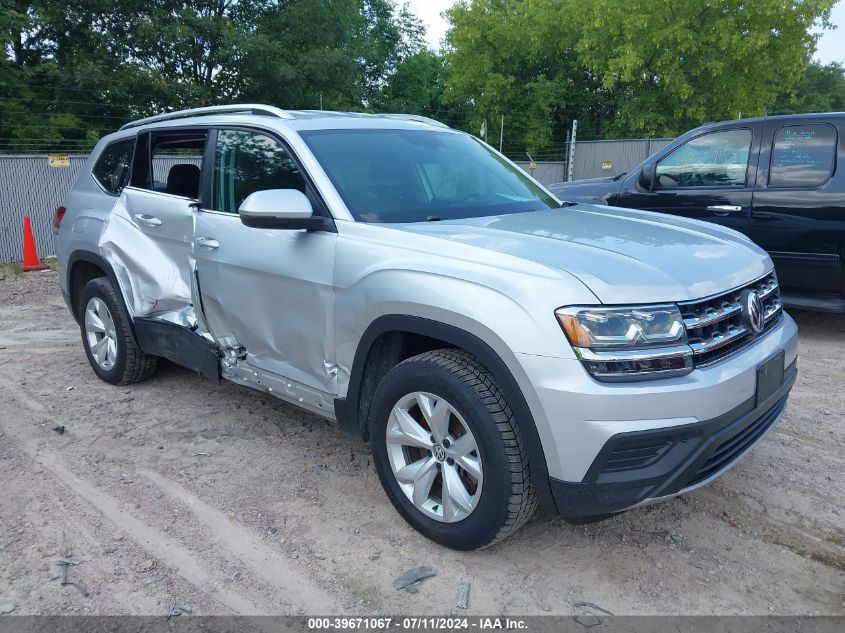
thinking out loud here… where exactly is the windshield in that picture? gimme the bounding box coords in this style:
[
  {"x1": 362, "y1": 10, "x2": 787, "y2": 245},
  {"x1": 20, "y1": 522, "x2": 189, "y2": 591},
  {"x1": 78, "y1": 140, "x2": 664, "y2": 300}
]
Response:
[{"x1": 299, "y1": 128, "x2": 560, "y2": 223}]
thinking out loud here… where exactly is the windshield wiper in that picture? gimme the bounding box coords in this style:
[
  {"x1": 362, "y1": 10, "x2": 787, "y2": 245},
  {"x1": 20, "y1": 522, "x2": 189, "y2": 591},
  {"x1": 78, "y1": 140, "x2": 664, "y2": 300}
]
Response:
[
  {"x1": 426, "y1": 215, "x2": 444, "y2": 221},
  {"x1": 612, "y1": 172, "x2": 628, "y2": 181}
]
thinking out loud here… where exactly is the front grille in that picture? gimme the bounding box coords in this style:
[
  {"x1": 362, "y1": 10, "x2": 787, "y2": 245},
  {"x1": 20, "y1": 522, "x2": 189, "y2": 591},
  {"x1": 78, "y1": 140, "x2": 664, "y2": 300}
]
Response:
[
  {"x1": 679, "y1": 272, "x2": 783, "y2": 366},
  {"x1": 685, "y1": 395, "x2": 787, "y2": 487}
]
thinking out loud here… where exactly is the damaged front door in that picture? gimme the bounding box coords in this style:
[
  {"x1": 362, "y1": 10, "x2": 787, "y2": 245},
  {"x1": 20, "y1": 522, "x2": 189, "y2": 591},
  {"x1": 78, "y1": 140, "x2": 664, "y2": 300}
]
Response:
[{"x1": 193, "y1": 128, "x2": 338, "y2": 400}]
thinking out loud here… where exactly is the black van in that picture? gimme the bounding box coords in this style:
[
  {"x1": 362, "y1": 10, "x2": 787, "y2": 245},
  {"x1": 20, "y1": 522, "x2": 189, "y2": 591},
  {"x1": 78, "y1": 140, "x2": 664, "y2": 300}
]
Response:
[{"x1": 549, "y1": 113, "x2": 845, "y2": 312}]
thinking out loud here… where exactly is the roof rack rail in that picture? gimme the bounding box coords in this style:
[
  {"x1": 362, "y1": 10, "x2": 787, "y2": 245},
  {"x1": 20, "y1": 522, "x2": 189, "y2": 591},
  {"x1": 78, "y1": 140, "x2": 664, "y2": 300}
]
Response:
[
  {"x1": 379, "y1": 114, "x2": 450, "y2": 128},
  {"x1": 119, "y1": 104, "x2": 294, "y2": 131}
]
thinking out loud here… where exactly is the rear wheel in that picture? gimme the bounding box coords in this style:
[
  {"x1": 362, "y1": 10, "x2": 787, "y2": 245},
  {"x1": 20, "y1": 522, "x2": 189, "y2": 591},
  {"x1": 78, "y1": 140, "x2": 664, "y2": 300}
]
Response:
[
  {"x1": 79, "y1": 277, "x2": 157, "y2": 385},
  {"x1": 369, "y1": 349, "x2": 536, "y2": 550}
]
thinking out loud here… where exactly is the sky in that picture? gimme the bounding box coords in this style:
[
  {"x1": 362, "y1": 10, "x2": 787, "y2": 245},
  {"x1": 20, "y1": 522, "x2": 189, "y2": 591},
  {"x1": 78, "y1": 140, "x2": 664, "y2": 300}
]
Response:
[
  {"x1": 406, "y1": 0, "x2": 453, "y2": 50},
  {"x1": 407, "y1": 0, "x2": 845, "y2": 65},
  {"x1": 812, "y1": 1, "x2": 845, "y2": 65}
]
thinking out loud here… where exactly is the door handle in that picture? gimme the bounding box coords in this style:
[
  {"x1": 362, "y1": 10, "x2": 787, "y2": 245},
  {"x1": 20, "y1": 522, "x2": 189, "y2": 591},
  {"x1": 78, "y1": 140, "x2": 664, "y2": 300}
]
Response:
[
  {"x1": 134, "y1": 213, "x2": 162, "y2": 226},
  {"x1": 706, "y1": 205, "x2": 743, "y2": 216},
  {"x1": 196, "y1": 237, "x2": 219, "y2": 249}
]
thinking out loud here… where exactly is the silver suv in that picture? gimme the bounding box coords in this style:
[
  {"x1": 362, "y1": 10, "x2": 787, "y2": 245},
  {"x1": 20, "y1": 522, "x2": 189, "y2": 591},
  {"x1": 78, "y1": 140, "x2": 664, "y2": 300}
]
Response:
[{"x1": 54, "y1": 105, "x2": 798, "y2": 550}]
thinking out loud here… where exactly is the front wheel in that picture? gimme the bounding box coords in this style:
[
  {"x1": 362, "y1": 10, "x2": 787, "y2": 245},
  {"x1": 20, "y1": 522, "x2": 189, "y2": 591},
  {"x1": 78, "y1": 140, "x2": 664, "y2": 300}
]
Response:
[{"x1": 368, "y1": 349, "x2": 536, "y2": 550}]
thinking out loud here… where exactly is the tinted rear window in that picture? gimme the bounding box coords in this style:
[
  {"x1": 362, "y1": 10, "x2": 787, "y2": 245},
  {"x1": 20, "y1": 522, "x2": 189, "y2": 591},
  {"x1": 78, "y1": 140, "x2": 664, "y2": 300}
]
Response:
[
  {"x1": 92, "y1": 138, "x2": 136, "y2": 195},
  {"x1": 769, "y1": 124, "x2": 837, "y2": 188}
]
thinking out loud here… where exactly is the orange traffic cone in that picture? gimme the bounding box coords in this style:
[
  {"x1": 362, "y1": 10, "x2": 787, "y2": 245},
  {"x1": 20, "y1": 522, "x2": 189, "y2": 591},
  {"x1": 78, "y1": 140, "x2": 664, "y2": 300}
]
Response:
[{"x1": 22, "y1": 215, "x2": 49, "y2": 271}]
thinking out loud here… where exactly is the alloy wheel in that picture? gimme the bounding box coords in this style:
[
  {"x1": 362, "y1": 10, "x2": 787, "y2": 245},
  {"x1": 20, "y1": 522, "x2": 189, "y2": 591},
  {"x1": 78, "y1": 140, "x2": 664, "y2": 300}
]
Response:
[
  {"x1": 385, "y1": 391, "x2": 483, "y2": 522},
  {"x1": 84, "y1": 297, "x2": 118, "y2": 370}
]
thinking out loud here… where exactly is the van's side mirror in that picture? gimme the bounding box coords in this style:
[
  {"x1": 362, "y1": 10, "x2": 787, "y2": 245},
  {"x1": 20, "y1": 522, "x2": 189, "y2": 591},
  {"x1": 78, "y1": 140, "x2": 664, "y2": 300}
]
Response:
[
  {"x1": 239, "y1": 189, "x2": 324, "y2": 230},
  {"x1": 638, "y1": 165, "x2": 655, "y2": 191}
]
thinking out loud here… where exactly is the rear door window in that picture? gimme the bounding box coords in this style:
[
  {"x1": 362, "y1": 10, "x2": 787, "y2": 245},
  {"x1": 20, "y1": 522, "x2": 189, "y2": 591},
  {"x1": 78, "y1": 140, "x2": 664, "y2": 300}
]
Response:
[
  {"x1": 768, "y1": 124, "x2": 837, "y2": 188},
  {"x1": 130, "y1": 131, "x2": 208, "y2": 199},
  {"x1": 655, "y1": 129, "x2": 752, "y2": 188},
  {"x1": 92, "y1": 138, "x2": 136, "y2": 195}
]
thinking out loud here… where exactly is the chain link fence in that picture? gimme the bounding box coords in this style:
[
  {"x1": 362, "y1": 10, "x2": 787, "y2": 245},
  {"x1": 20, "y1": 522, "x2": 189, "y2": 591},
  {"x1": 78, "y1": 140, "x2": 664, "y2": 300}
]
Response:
[{"x1": 0, "y1": 154, "x2": 88, "y2": 265}]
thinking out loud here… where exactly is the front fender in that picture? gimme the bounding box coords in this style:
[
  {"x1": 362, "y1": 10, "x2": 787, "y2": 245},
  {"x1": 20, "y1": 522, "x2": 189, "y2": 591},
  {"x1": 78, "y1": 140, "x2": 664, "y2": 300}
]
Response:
[
  {"x1": 333, "y1": 268, "x2": 579, "y2": 395},
  {"x1": 335, "y1": 312, "x2": 561, "y2": 514}
]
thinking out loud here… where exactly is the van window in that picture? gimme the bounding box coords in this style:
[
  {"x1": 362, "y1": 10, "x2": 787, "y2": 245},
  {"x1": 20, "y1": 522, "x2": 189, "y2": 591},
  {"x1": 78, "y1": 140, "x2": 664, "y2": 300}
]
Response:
[
  {"x1": 92, "y1": 138, "x2": 136, "y2": 195},
  {"x1": 769, "y1": 124, "x2": 837, "y2": 188},
  {"x1": 654, "y1": 129, "x2": 752, "y2": 189}
]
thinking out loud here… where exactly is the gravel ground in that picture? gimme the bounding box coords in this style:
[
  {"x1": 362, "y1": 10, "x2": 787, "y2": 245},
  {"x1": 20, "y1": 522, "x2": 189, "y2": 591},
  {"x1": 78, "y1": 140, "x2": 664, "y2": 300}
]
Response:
[{"x1": 0, "y1": 269, "x2": 843, "y2": 616}]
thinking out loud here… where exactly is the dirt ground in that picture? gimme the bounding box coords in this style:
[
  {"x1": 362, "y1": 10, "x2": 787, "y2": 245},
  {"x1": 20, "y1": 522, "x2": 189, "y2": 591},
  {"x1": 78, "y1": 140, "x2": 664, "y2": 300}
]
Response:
[{"x1": 0, "y1": 269, "x2": 843, "y2": 617}]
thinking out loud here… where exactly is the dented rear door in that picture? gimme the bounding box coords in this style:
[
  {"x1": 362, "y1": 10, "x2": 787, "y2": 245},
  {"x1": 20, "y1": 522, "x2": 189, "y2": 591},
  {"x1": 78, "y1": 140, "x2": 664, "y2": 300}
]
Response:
[
  {"x1": 100, "y1": 129, "x2": 209, "y2": 320},
  {"x1": 112, "y1": 187, "x2": 196, "y2": 315}
]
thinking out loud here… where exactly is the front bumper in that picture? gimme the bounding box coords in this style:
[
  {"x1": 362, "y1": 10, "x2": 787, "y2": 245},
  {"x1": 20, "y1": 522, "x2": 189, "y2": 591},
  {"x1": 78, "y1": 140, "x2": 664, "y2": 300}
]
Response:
[
  {"x1": 514, "y1": 312, "x2": 799, "y2": 520},
  {"x1": 548, "y1": 359, "x2": 796, "y2": 521}
]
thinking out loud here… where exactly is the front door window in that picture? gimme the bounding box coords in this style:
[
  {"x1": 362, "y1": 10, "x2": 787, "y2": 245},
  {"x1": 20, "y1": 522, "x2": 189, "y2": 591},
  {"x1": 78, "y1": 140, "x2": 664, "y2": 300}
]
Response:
[
  {"x1": 655, "y1": 129, "x2": 752, "y2": 188},
  {"x1": 212, "y1": 130, "x2": 307, "y2": 214}
]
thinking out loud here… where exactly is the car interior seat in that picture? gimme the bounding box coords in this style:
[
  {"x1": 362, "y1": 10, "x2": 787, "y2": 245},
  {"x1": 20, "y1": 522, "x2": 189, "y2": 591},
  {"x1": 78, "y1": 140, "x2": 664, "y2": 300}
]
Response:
[{"x1": 167, "y1": 164, "x2": 201, "y2": 199}]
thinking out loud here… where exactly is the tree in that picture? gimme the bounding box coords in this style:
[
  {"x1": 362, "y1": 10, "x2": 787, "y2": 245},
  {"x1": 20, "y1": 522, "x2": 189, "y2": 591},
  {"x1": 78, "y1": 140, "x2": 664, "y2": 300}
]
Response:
[
  {"x1": 574, "y1": 0, "x2": 835, "y2": 136},
  {"x1": 238, "y1": 0, "x2": 425, "y2": 110},
  {"x1": 442, "y1": 0, "x2": 835, "y2": 153},
  {"x1": 374, "y1": 49, "x2": 446, "y2": 116},
  {"x1": 0, "y1": 1, "x2": 159, "y2": 151},
  {"x1": 771, "y1": 61, "x2": 845, "y2": 114},
  {"x1": 442, "y1": 0, "x2": 634, "y2": 156},
  {"x1": 127, "y1": 1, "x2": 269, "y2": 107},
  {"x1": 0, "y1": 0, "x2": 426, "y2": 151}
]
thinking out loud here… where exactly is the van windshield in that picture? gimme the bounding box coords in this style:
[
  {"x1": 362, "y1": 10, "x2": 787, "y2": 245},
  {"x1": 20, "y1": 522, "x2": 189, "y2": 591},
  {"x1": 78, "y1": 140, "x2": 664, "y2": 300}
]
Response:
[{"x1": 299, "y1": 128, "x2": 560, "y2": 223}]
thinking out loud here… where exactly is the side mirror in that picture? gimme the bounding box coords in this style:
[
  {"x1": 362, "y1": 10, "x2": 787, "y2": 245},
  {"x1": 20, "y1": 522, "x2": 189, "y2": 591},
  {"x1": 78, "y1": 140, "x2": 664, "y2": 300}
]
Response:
[
  {"x1": 238, "y1": 189, "x2": 324, "y2": 230},
  {"x1": 638, "y1": 165, "x2": 655, "y2": 191}
]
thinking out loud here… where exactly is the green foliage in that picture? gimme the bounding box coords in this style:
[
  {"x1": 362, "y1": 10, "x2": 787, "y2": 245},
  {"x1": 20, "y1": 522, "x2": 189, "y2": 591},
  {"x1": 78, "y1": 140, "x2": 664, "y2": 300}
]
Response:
[
  {"x1": 0, "y1": 0, "x2": 839, "y2": 157},
  {"x1": 0, "y1": 1, "x2": 153, "y2": 151},
  {"x1": 373, "y1": 50, "x2": 444, "y2": 115},
  {"x1": 0, "y1": 261, "x2": 24, "y2": 279},
  {"x1": 575, "y1": 0, "x2": 835, "y2": 136},
  {"x1": 771, "y1": 61, "x2": 845, "y2": 114},
  {"x1": 442, "y1": 0, "x2": 589, "y2": 156},
  {"x1": 238, "y1": 0, "x2": 425, "y2": 110},
  {"x1": 0, "y1": 0, "x2": 424, "y2": 151},
  {"x1": 443, "y1": 0, "x2": 836, "y2": 153}
]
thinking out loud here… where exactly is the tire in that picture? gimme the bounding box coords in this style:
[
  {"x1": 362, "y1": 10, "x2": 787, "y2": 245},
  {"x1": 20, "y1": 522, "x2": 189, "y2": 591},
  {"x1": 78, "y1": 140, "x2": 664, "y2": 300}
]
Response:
[
  {"x1": 78, "y1": 277, "x2": 157, "y2": 385},
  {"x1": 368, "y1": 349, "x2": 536, "y2": 550}
]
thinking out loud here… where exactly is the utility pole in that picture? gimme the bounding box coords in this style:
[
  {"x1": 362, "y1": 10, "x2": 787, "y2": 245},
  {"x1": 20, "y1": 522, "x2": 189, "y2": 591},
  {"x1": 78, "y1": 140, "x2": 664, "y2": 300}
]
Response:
[
  {"x1": 565, "y1": 129, "x2": 571, "y2": 183},
  {"x1": 567, "y1": 119, "x2": 578, "y2": 182}
]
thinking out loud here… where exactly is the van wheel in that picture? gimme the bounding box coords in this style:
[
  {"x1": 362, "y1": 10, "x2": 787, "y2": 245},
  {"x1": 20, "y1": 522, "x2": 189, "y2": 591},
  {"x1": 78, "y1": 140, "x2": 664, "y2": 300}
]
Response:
[
  {"x1": 79, "y1": 277, "x2": 157, "y2": 385},
  {"x1": 369, "y1": 349, "x2": 536, "y2": 550}
]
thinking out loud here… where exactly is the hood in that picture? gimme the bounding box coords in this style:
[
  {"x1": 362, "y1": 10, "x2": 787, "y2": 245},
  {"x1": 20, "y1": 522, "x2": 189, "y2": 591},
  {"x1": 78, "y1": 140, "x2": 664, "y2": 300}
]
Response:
[
  {"x1": 387, "y1": 205, "x2": 771, "y2": 304},
  {"x1": 548, "y1": 177, "x2": 622, "y2": 205}
]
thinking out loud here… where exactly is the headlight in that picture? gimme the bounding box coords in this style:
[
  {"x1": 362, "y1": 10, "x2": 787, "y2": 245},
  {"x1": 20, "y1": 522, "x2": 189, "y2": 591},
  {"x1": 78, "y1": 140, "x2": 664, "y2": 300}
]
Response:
[{"x1": 555, "y1": 305, "x2": 693, "y2": 381}]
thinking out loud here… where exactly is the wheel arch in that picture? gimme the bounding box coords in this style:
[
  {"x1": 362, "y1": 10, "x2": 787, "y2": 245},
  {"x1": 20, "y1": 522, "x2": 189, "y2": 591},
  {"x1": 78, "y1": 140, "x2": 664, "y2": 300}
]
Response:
[
  {"x1": 66, "y1": 250, "x2": 133, "y2": 327},
  {"x1": 335, "y1": 314, "x2": 556, "y2": 512}
]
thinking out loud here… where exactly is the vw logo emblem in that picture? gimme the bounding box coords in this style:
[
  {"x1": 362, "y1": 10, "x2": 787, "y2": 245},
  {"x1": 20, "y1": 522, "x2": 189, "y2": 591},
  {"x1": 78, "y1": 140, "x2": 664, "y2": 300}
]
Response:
[
  {"x1": 742, "y1": 289, "x2": 765, "y2": 334},
  {"x1": 433, "y1": 445, "x2": 447, "y2": 462}
]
